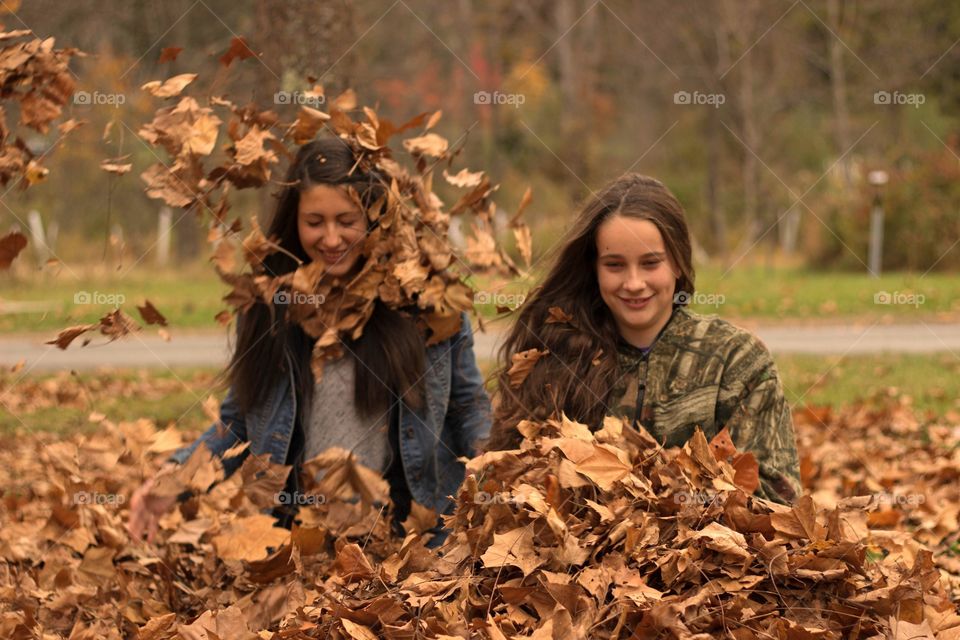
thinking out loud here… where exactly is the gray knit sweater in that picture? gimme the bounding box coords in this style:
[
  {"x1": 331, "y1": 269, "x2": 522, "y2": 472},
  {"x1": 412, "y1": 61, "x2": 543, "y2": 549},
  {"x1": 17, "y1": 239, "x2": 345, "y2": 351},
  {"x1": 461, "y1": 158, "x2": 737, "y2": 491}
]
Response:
[{"x1": 303, "y1": 355, "x2": 391, "y2": 473}]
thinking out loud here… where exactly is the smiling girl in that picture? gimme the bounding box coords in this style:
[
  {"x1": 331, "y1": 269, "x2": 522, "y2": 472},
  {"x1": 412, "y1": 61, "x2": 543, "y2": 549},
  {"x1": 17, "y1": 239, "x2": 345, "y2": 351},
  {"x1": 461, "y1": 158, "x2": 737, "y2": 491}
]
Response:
[
  {"x1": 128, "y1": 138, "x2": 491, "y2": 543},
  {"x1": 488, "y1": 173, "x2": 801, "y2": 503}
]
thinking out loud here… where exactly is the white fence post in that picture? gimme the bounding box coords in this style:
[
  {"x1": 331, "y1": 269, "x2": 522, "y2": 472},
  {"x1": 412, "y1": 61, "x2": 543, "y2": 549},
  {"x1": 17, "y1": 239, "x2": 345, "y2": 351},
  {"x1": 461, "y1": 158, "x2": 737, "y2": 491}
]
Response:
[
  {"x1": 27, "y1": 210, "x2": 50, "y2": 262},
  {"x1": 156, "y1": 207, "x2": 172, "y2": 267}
]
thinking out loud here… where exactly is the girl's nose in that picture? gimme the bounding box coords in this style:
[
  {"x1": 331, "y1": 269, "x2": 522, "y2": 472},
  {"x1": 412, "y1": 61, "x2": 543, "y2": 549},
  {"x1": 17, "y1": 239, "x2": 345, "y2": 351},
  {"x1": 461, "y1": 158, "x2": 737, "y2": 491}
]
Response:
[
  {"x1": 321, "y1": 225, "x2": 342, "y2": 248},
  {"x1": 622, "y1": 266, "x2": 646, "y2": 292}
]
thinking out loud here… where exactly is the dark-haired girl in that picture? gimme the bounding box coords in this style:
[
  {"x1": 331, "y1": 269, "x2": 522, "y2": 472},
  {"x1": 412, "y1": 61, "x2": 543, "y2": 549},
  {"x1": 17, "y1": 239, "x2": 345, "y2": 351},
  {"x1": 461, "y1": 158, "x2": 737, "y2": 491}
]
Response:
[
  {"x1": 128, "y1": 138, "x2": 491, "y2": 543},
  {"x1": 488, "y1": 174, "x2": 800, "y2": 503}
]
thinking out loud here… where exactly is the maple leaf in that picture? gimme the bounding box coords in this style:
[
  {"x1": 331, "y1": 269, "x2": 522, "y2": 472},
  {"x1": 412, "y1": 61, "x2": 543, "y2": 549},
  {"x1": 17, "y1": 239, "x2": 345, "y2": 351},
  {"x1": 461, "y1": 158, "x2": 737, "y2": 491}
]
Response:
[
  {"x1": 212, "y1": 514, "x2": 290, "y2": 561},
  {"x1": 480, "y1": 526, "x2": 544, "y2": 577},
  {"x1": 219, "y1": 36, "x2": 256, "y2": 67}
]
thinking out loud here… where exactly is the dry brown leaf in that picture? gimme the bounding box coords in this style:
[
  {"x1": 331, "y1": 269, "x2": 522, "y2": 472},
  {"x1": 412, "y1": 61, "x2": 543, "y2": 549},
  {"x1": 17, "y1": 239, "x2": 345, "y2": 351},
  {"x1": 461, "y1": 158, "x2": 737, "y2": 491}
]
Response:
[
  {"x1": 508, "y1": 348, "x2": 549, "y2": 388},
  {"x1": 137, "y1": 300, "x2": 168, "y2": 326},
  {"x1": 0, "y1": 231, "x2": 27, "y2": 269},
  {"x1": 141, "y1": 73, "x2": 197, "y2": 98}
]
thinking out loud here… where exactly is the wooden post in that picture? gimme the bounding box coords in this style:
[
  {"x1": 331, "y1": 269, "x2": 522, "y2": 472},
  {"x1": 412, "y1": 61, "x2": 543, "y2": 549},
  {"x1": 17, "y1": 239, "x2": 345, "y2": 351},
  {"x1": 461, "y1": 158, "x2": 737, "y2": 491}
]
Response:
[{"x1": 156, "y1": 207, "x2": 172, "y2": 267}]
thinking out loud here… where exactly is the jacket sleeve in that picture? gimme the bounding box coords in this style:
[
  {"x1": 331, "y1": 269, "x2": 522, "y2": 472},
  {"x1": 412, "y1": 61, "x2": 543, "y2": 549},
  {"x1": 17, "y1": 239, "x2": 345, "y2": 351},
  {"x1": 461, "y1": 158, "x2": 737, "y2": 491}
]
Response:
[
  {"x1": 168, "y1": 385, "x2": 250, "y2": 479},
  {"x1": 444, "y1": 313, "x2": 492, "y2": 458},
  {"x1": 716, "y1": 336, "x2": 802, "y2": 504}
]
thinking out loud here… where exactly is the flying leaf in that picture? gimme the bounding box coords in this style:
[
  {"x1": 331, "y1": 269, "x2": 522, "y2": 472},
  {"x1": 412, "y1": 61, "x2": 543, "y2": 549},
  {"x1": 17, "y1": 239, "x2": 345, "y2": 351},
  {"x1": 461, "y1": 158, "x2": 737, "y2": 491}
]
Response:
[
  {"x1": 100, "y1": 156, "x2": 132, "y2": 175},
  {"x1": 0, "y1": 231, "x2": 27, "y2": 269},
  {"x1": 158, "y1": 46, "x2": 183, "y2": 63},
  {"x1": 141, "y1": 73, "x2": 197, "y2": 98},
  {"x1": 137, "y1": 300, "x2": 168, "y2": 326},
  {"x1": 508, "y1": 348, "x2": 549, "y2": 388},
  {"x1": 219, "y1": 36, "x2": 255, "y2": 67},
  {"x1": 403, "y1": 133, "x2": 448, "y2": 158}
]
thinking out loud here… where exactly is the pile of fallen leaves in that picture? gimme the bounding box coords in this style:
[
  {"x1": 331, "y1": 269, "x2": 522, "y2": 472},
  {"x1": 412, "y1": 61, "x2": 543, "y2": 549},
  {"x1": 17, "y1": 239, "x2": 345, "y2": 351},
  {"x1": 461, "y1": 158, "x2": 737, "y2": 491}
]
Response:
[
  {"x1": 2, "y1": 397, "x2": 959, "y2": 638},
  {"x1": 0, "y1": 367, "x2": 216, "y2": 414},
  {"x1": 796, "y1": 396, "x2": 960, "y2": 601},
  {"x1": 307, "y1": 416, "x2": 959, "y2": 639}
]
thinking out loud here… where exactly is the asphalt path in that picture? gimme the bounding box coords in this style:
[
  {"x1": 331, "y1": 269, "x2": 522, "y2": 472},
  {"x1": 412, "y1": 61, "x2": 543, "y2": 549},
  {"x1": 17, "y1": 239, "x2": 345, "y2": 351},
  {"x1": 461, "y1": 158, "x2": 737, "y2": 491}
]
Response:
[{"x1": 3, "y1": 319, "x2": 960, "y2": 373}]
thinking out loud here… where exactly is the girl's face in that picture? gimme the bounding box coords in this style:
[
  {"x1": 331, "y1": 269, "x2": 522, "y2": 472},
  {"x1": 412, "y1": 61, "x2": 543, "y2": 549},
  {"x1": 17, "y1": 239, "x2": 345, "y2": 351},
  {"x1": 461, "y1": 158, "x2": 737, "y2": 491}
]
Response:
[
  {"x1": 595, "y1": 215, "x2": 679, "y2": 348},
  {"x1": 297, "y1": 184, "x2": 367, "y2": 278}
]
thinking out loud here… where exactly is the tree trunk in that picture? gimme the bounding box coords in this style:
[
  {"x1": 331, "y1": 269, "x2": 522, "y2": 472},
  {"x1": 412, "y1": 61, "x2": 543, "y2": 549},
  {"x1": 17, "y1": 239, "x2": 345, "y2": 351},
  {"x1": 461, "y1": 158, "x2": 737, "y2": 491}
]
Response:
[
  {"x1": 827, "y1": 0, "x2": 852, "y2": 191},
  {"x1": 737, "y1": 15, "x2": 760, "y2": 261}
]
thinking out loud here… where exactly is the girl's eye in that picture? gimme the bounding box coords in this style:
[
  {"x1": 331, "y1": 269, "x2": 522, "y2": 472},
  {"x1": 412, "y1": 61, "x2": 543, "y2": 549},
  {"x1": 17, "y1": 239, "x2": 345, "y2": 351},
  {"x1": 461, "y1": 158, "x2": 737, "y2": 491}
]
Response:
[
  {"x1": 340, "y1": 218, "x2": 360, "y2": 227},
  {"x1": 643, "y1": 260, "x2": 661, "y2": 268},
  {"x1": 603, "y1": 262, "x2": 624, "y2": 269}
]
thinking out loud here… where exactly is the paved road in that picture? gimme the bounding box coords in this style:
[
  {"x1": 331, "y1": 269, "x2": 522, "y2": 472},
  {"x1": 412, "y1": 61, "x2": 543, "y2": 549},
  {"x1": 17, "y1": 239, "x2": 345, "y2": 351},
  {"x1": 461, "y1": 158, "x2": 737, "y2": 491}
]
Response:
[{"x1": 3, "y1": 320, "x2": 960, "y2": 373}]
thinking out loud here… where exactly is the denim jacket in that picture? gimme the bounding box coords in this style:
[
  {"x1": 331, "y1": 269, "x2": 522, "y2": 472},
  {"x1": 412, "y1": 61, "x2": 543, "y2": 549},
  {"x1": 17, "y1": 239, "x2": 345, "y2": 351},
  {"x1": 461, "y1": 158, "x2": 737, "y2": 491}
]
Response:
[{"x1": 169, "y1": 312, "x2": 491, "y2": 518}]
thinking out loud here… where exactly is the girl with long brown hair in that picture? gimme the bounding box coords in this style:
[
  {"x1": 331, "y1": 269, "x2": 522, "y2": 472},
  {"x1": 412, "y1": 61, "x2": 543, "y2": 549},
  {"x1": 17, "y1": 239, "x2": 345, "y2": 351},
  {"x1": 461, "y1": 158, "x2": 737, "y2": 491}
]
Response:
[
  {"x1": 488, "y1": 173, "x2": 800, "y2": 503},
  {"x1": 128, "y1": 137, "x2": 491, "y2": 543}
]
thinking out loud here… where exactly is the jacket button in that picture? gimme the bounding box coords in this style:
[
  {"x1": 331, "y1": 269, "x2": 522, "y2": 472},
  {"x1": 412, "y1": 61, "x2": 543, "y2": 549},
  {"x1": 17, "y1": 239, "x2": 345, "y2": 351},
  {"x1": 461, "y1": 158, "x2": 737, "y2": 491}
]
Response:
[{"x1": 405, "y1": 427, "x2": 414, "y2": 438}]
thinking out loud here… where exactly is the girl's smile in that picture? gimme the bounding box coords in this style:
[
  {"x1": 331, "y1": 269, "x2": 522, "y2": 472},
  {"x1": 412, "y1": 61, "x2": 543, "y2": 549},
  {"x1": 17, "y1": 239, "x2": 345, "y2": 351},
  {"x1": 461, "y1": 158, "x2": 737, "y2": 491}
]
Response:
[
  {"x1": 596, "y1": 215, "x2": 679, "y2": 349},
  {"x1": 297, "y1": 184, "x2": 367, "y2": 277}
]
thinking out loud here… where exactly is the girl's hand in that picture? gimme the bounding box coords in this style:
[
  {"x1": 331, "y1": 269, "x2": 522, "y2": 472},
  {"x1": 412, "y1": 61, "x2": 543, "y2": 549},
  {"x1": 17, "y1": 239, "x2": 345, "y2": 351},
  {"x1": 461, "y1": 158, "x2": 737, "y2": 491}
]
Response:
[{"x1": 127, "y1": 463, "x2": 178, "y2": 543}]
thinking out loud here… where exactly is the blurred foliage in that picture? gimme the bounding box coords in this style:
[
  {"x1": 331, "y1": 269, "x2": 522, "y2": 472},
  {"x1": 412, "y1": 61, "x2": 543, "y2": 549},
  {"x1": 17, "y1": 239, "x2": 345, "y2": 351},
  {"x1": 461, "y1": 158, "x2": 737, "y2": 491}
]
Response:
[{"x1": 2, "y1": 0, "x2": 960, "y2": 273}]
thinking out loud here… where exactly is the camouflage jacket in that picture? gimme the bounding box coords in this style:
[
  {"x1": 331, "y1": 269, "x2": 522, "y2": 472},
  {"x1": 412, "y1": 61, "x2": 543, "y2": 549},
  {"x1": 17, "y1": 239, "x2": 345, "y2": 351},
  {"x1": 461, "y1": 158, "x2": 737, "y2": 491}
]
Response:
[{"x1": 610, "y1": 306, "x2": 801, "y2": 503}]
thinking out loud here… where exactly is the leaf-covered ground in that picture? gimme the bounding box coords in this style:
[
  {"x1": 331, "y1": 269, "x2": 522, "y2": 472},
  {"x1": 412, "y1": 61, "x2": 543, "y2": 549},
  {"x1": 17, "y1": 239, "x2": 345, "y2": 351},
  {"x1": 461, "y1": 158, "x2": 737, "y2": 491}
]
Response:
[{"x1": 0, "y1": 394, "x2": 958, "y2": 639}]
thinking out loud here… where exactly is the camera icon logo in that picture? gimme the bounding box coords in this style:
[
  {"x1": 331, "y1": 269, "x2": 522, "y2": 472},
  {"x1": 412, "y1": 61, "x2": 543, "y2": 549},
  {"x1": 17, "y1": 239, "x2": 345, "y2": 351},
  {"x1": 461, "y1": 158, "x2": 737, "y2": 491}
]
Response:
[
  {"x1": 874, "y1": 291, "x2": 891, "y2": 304},
  {"x1": 673, "y1": 291, "x2": 691, "y2": 305},
  {"x1": 273, "y1": 291, "x2": 291, "y2": 305},
  {"x1": 474, "y1": 291, "x2": 491, "y2": 304},
  {"x1": 74, "y1": 291, "x2": 92, "y2": 304},
  {"x1": 474, "y1": 91, "x2": 491, "y2": 105},
  {"x1": 873, "y1": 90, "x2": 891, "y2": 105},
  {"x1": 73, "y1": 91, "x2": 91, "y2": 105},
  {"x1": 673, "y1": 91, "x2": 691, "y2": 105},
  {"x1": 274, "y1": 91, "x2": 291, "y2": 105}
]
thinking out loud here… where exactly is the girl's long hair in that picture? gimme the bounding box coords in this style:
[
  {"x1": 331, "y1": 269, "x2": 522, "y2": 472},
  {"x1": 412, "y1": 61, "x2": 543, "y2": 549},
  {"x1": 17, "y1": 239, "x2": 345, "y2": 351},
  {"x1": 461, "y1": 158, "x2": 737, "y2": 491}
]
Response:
[
  {"x1": 227, "y1": 137, "x2": 425, "y2": 421},
  {"x1": 486, "y1": 173, "x2": 695, "y2": 450}
]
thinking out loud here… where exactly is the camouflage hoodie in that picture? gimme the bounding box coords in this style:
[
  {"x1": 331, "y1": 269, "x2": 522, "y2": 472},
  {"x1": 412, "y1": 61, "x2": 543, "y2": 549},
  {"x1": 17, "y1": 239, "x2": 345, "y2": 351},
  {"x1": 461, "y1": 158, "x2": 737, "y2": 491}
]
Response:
[{"x1": 610, "y1": 305, "x2": 801, "y2": 503}]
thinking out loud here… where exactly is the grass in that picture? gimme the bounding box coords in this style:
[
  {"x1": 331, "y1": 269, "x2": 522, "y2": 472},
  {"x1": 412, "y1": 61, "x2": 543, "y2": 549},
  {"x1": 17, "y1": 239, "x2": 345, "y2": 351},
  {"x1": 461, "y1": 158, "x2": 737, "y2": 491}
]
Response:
[
  {"x1": 7, "y1": 352, "x2": 957, "y2": 436},
  {"x1": 0, "y1": 264, "x2": 230, "y2": 333},
  {"x1": 3, "y1": 263, "x2": 960, "y2": 334},
  {"x1": 775, "y1": 352, "x2": 960, "y2": 417},
  {"x1": 0, "y1": 367, "x2": 222, "y2": 436},
  {"x1": 694, "y1": 266, "x2": 960, "y2": 323}
]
